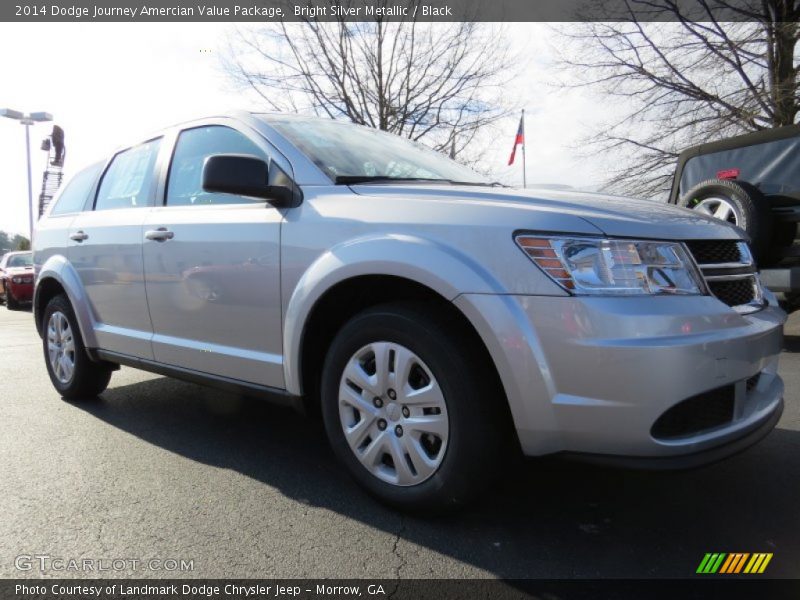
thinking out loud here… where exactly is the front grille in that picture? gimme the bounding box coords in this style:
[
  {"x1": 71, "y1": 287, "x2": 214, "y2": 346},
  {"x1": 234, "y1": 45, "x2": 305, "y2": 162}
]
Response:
[
  {"x1": 746, "y1": 373, "x2": 760, "y2": 393},
  {"x1": 685, "y1": 240, "x2": 743, "y2": 265},
  {"x1": 651, "y1": 385, "x2": 735, "y2": 440},
  {"x1": 684, "y1": 240, "x2": 762, "y2": 310},
  {"x1": 707, "y1": 277, "x2": 757, "y2": 308}
]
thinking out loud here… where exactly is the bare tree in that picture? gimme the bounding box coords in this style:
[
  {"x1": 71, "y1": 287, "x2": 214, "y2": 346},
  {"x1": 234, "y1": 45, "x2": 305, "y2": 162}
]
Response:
[
  {"x1": 222, "y1": 2, "x2": 514, "y2": 162},
  {"x1": 557, "y1": 1, "x2": 799, "y2": 198}
]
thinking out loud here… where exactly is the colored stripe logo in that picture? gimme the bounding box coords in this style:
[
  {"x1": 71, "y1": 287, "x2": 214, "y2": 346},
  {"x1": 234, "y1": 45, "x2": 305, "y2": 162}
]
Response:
[{"x1": 697, "y1": 552, "x2": 773, "y2": 574}]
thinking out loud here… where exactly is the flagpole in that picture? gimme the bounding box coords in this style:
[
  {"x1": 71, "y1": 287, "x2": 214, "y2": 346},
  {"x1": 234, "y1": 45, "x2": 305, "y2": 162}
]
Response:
[{"x1": 521, "y1": 109, "x2": 527, "y2": 189}]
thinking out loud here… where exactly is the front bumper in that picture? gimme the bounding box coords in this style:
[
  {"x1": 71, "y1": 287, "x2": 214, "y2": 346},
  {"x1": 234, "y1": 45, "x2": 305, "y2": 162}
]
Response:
[
  {"x1": 7, "y1": 281, "x2": 33, "y2": 303},
  {"x1": 454, "y1": 293, "x2": 785, "y2": 461},
  {"x1": 562, "y1": 398, "x2": 783, "y2": 469}
]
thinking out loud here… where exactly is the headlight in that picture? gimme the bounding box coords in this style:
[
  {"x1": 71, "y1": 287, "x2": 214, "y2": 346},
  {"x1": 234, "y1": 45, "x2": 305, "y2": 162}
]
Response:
[
  {"x1": 515, "y1": 235, "x2": 705, "y2": 296},
  {"x1": 12, "y1": 277, "x2": 20, "y2": 284}
]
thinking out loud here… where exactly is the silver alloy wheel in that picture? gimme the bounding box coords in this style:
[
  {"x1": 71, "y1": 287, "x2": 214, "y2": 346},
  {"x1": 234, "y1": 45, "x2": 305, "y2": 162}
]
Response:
[
  {"x1": 693, "y1": 196, "x2": 740, "y2": 226},
  {"x1": 47, "y1": 311, "x2": 76, "y2": 384},
  {"x1": 338, "y1": 341, "x2": 449, "y2": 487}
]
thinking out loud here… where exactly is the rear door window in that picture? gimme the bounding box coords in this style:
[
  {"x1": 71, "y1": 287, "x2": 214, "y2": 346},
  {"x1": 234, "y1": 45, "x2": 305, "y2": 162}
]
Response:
[{"x1": 95, "y1": 138, "x2": 162, "y2": 211}]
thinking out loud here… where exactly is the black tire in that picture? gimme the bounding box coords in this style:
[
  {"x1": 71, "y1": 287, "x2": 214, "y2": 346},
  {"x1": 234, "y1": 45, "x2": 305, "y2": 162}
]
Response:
[
  {"x1": 679, "y1": 179, "x2": 772, "y2": 264},
  {"x1": 42, "y1": 293, "x2": 112, "y2": 400},
  {"x1": 320, "y1": 302, "x2": 510, "y2": 513},
  {"x1": 6, "y1": 289, "x2": 20, "y2": 310},
  {"x1": 780, "y1": 292, "x2": 800, "y2": 315},
  {"x1": 768, "y1": 195, "x2": 799, "y2": 263}
]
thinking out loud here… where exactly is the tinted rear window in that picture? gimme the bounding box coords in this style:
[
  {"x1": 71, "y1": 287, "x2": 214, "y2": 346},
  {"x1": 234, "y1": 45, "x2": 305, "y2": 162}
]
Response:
[{"x1": 50, "y1": 163, "x2": 102, "y2": 215}]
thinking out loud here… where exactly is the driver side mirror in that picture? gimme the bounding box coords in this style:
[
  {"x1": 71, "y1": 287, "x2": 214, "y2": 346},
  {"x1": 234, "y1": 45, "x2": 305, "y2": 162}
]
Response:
[{"x1": 202, "y1": 154, "x2": 297, "y2": 208}]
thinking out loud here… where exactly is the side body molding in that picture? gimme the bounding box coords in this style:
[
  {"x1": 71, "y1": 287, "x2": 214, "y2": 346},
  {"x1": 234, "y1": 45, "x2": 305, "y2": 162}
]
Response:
[
  {"x1": 281, "y1": 234, "x2": 506, "y2": 396},
  {"x1": 35, "y1": 254, "x2": 98, "y2": 348}
]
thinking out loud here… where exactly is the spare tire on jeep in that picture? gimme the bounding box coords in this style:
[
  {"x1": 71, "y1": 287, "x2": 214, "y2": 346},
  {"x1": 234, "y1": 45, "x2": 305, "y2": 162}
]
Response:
[{"x1": 679, "y1": 178, "x2": 772, "y2": 265}]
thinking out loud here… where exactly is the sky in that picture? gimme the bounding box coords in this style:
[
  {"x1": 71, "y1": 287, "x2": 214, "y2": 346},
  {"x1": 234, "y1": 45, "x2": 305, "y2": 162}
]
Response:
[{"x1": 0, "y1": 22, "x2": 611, "y2": 238}]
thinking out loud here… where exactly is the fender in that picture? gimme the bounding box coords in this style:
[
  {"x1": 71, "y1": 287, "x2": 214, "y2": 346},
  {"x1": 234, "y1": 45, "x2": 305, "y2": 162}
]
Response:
[
  {"x1": 282, "y1": 233, "x2": 507, "y2": 396},
  {"x1": 35, "y1": 254, "x2": 98, "y2": 348}
]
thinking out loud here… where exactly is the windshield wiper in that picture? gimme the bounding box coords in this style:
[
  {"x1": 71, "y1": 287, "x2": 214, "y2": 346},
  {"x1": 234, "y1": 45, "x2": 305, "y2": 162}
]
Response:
[
  {"x1": 448, "y1": 181, "x2": 507, "y2": 188},
  {"x1": 335, "y1": 176, "x2": 452, "y2": 185}
]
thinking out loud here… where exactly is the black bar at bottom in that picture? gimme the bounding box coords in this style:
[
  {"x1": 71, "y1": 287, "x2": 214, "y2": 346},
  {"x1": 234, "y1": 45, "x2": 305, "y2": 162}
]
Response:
[{"x1": 3, "y1": 579, "x2": 800, "y2": 600}]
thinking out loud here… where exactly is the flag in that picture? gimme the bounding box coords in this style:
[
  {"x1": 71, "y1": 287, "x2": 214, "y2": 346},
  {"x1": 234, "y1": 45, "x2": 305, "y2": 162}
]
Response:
[{"x1": 508, "y1": 113, "x2": 525, "y2": 166}]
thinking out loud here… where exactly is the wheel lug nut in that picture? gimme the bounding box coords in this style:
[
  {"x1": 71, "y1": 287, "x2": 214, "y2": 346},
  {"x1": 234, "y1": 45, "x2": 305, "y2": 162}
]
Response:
[
  {"x1": 387, "y1": 389, "x2": 397, "y2": 400},
  {"x1": 395, "y1": 425, "x2": 403, "y2": 437},
  {"x1": 378, "y1": 419, "x2": 387, "y2": 431},
  {"x1": 373, "y1": 397, "x2": 383, "y2": 408},
  {"x1": 402, "y1": 406, "x2": 410, "y2": 418}
]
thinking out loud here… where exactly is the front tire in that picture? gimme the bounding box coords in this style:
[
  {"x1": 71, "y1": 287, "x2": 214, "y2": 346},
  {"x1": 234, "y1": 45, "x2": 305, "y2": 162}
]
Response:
[
  {"x1": 6, "y1": 289, "x2": 20, "y2": 310},
  {"x1": 42, "y1": 294, "x2": 112, "y2": 400},
  {"x1": 320, "y1": 302, "x2": 508, "y2": 512}
]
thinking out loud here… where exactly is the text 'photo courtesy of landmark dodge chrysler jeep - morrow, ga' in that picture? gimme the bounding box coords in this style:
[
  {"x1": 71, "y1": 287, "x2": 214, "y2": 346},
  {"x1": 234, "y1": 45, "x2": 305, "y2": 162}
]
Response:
[{"x1": 33, "y1": 112, "x2": 786, "y2": 511}]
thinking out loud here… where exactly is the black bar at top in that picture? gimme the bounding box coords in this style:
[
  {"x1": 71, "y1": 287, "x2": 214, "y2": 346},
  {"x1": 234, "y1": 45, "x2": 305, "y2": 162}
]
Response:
[{"x1": 1, "y1": 0, "x2": 788, "y2": 22}]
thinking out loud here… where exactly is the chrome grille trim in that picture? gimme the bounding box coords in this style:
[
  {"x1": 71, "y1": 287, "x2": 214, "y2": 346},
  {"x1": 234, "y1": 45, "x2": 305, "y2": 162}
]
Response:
[
  {"x1": 697, "y1": 260, "x2": 753, "y2": 270},
  {"x1": 703, "y1": 273, "x2": 757, "y2": 281}
]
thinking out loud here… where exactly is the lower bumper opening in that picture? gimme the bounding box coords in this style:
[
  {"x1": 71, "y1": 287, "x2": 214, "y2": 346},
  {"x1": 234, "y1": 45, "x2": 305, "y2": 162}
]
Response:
[{"x1": 651, "y1": 384, "x2": 735, "y2": 440}]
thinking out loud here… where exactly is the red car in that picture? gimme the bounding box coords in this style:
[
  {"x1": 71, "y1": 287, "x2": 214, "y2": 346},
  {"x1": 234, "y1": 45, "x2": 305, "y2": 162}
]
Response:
[{"x1": 0, "y1": 251, "x2": 34, "y2": 310}]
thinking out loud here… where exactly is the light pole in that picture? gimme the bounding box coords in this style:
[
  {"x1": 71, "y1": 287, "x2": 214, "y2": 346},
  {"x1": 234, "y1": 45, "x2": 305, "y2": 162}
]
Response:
[{"x1": 0, "y1": 108, "x2": 53, "y2": 243}]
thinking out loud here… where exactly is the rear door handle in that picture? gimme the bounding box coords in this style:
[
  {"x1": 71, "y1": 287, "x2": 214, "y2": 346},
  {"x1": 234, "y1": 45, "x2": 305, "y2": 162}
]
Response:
[
  {"x1": 145, "y1": 228, "x2": 174, "y2": 242},
  {"x1": 69, "y1": 230, "x2": 88, "y2": 242}
]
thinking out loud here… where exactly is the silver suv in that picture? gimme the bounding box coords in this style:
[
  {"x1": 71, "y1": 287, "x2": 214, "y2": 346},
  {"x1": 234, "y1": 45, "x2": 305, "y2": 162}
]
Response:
[{"x1": 34, "y1": 112, "x2": 786, "y2": 511}]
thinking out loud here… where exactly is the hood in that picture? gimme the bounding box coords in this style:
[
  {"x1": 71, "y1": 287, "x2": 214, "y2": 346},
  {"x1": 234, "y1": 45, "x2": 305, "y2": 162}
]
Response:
[
  {"x1": 5, "y1": 266, "x2": 34, "y2": 275},
  {"x1": 350, "y1": 184, "x2": 743, "y2": 241}
]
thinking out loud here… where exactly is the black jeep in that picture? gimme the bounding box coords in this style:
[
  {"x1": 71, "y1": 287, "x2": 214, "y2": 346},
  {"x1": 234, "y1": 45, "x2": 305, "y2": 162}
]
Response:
[{"x1": 670, "y1": 125, "x2": 800, "y2": 311}]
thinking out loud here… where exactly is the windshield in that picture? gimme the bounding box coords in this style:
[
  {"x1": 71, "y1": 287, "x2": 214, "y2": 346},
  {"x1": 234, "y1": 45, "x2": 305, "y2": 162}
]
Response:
[
  {"x1": 7, "y1": 253, "x2": 32, "y2": 268},
  {"x1": 266, "y1": 117, "x2": 488, "y2": 185}
]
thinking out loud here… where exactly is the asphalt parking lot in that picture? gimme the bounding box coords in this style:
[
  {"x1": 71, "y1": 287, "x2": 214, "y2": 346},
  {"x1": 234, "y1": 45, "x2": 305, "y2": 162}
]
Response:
[{"x1": 0, "y1": 305, "x2": 798, "y2": 580}]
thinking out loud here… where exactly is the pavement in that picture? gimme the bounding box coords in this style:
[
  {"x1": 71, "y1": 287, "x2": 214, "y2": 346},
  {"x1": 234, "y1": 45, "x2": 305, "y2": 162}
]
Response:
[{"x1": 0, "y1": 304, "x2": 798, "y2": 580}]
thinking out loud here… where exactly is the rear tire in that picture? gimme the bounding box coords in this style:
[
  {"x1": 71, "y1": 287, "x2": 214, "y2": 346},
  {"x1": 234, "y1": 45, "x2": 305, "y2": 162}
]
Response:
[
  {"x1": 320, "y1": 302, "x2": 509, "y2": 513},
  {"x1": 679, "y1": 179, "x2": 772, "y2": 265},
  {"x1": 42, "y1": 293, "x2": 112, "y2": 400},
  {"x1": 768, "y1": 195, "x2": 799, "y2": 264},
  {"x1": 780, "y1": 292, "x2": 800, "y2": 314}
]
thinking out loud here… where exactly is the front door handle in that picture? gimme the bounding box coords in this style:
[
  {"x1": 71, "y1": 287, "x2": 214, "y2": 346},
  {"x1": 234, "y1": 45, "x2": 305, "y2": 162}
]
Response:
[
  {"x1": 69, "y1": 230, "x2": 88, "y2": 242},
  {"x1": 145, "y1": 228, "x2": 174, "y2": 242}
]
